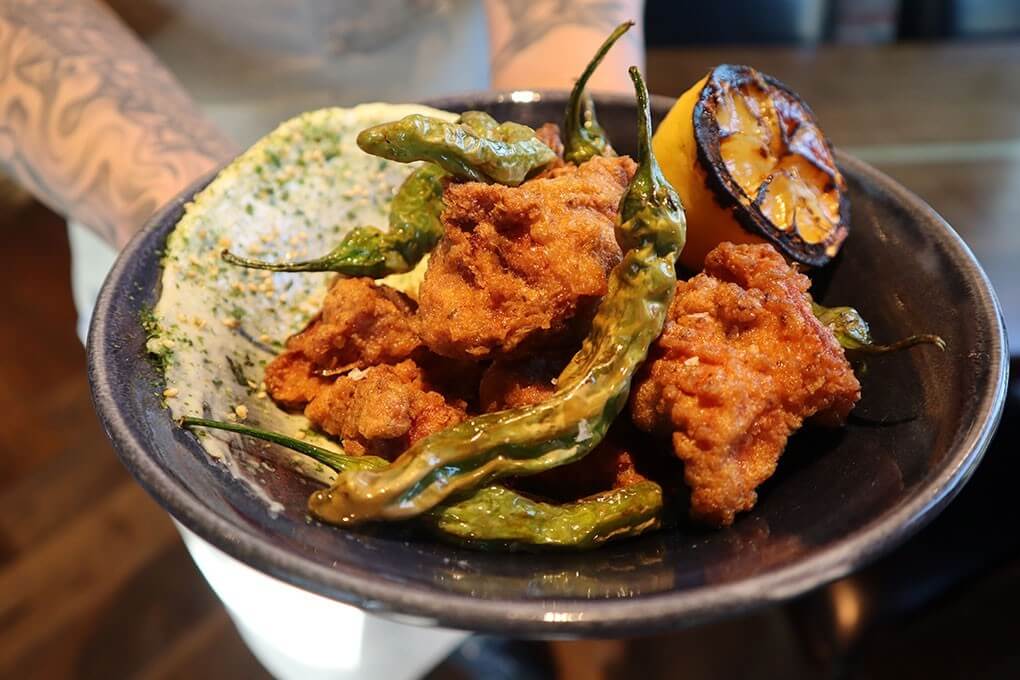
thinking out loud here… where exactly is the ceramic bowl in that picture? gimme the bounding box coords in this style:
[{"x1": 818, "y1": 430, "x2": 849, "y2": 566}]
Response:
[{"x1": 88, "y1": 92, "x2": 1008, "y2": 636}]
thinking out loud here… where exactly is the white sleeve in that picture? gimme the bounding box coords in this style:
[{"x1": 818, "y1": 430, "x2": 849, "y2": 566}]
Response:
[{"x1": 67, "y1": 220, "x2": 118, "y2": 345}]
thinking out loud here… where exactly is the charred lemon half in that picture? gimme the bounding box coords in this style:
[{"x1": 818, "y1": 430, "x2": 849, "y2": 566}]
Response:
[{"x1": 653, "y1": 64, "x2": 849, "y2": 269}]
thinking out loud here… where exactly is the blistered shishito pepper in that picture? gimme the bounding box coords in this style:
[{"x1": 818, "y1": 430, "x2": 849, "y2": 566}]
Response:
[
  {"x1": 430, "y1": 481, "x2": 662, "y2": 551},
  {"x1": 356, "y1": 111, "x2": 556, "y2": 186},
  {"x1": 813, "y1": 303, "x2": 945, "y2": 353},
  {"x1": 309, "y1": 67, "x2": 685, "y2": 526},
  {"x1": 179, "y1": 417, "x2": 663, "y2": 550},
  {"x1": 562, "y1": 21, "x2": 633, "y2": 164},
  {"x1": 457, "y1": 110, "x2": 500, "y2": 136},
  {"x1": 221, "y1": 163, "x2": 446, "y2": 276}
]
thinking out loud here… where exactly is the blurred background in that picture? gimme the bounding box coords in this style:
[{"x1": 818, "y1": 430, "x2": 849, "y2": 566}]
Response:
[
  {"x1": 1, "y1": 0, "x2": 1017, "y2": 678},
  {"x1": 647, "y1": 0, "x2": 1020, "y2": 44}
]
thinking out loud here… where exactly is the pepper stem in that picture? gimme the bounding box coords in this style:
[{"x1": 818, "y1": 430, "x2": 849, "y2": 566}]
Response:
[
  {"x1": 179, "y1": 416, "x2": 352, "y2": 471},
  {"x1": 629, "y1": 66, "x2": 653, "y2": 171},
  {"x1": 855, "y1": 334, "x2": 947, "y2": 354},
  {"x1": 812, "y1": 303, "x2": 946, "y2": 354},
  {"x1": 564, "y1": 21, "x2": 633, "y2": 162}
]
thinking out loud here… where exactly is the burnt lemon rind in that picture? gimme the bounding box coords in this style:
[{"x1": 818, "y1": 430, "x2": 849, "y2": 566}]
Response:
[{"x1": 692, "y1": 64, "x2": 851, "y2": 267}]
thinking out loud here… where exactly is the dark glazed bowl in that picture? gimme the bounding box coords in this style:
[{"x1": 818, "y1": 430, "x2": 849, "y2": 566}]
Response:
[{"x1": 88, "y1": 92, "x2": 1008, "y2": 636}]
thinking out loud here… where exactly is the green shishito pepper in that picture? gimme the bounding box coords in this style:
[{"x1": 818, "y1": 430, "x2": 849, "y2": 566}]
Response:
[
  {"x1": 430, "y1": 482, "x2": 662, "y2": 551},
  {"x1": 563, "y1": 21, "x2": 633, "y2": 164},
  {"x1": 813, "y1": 303, "x2": 945, "y2": 353},
  {"x1": 179, "y1": 417, "x2": 663, "y2": 550},
  {"x1": 309, "y1": 67, "x2": 685, "y2": 526},
  {"x1": 356, "y1": 111, "x2": 556, "y2": 186},
  {"x1": 221, "y1": 163, "x2": 447, "y2": 276}
]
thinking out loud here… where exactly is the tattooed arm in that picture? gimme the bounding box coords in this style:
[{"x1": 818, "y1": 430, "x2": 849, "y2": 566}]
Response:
[
  {"x1": 484, "y1": 0, "x2": 645, "y2": 94},
  {"x1": 0, "y1": 0, "x2": 236, "y2": 247}
]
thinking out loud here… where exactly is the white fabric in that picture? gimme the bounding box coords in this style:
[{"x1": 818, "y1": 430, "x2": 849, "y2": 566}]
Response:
[
  {"x1": 146, "y1": 0, "x2": 490, "y2": 148},
  {"x1": 69, "y1": 220, "x2": 118, "y2": 344},
  {"x1": 178, "y1": 523, "x2": 467, "y2": 680}
]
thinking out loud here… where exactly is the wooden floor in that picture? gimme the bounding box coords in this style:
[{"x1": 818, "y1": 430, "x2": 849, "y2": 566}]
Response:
[{"x1": 0, "y1": 202, "x2": 272, "y2": 679}]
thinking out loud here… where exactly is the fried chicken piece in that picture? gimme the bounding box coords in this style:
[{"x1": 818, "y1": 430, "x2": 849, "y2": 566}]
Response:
[
  {"x1": 478, "y1": 352, "x2": 572, "y2": 413},
  {"x1": 630, "y1": 242, "x2": 861, "y2": 526},
  {"x1": 418, "y1": 155, "x2": 637, "y2": 360},
  {"x1": 265, "y1": 277, "x2": 421, "y2": 409},
  {"x1": 292, "y1": 277, "x2": 422, "y2": 370},
  {"x1": 480, "y1": 355, "x2": 645, "y2": 500},
  {"x1": 415, "y1": 351, "x2": 486, "y2": 412},
  {"x1": 533, "y1": 122, "x2": 566, "y2": 172},
  {"x1": 304, "y1": 359, "x2": 466, "y2": 460},
  {"x1": 263, "y1": 351, "x2": 332, "y2": 410}
]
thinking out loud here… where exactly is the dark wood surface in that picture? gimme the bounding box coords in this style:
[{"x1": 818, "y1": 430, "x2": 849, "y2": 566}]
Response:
[
  {"x1": 0, "y1": 204, "x2": 272, "y2": 679},
  {"x1": 1, "y1": 41, "x2": 1017, "y2": 679}
]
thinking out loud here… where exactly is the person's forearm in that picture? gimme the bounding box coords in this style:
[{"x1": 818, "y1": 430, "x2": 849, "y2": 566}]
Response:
[
  {"x1": 0, "y1": 0, "x2": 236, "y2": 247},
  {"x1": 485, "y1": 0, "x2": 645, "y2": 95}
]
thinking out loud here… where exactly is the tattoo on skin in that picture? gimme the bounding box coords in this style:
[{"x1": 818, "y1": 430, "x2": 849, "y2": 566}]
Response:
[
  {"x1": 487, "y1": 0, "x2": 636, "y2": 74},
  {"x1": 0, "y1": 0, "x2": 235, "y2": 245}
]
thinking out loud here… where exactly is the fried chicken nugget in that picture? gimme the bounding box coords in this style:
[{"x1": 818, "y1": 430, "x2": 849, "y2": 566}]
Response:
[
  {"x1": 262, "y1": 351, "x2": 332, "y2": 411},
  {"x1": 417, "y1": 155, "x2": 637, "y2": 360},
  {"x1": 477, "y1": 352, "x2": 571, "y2": 414},
  {"x1": 292, "y1": 277, "x2": 422, "y2": 370},
  {"x1": 630, "y1": 242, "x2": 861, "y2": 526},
  {"x1": 533, "y1": 122, "x2": 566, "y2": 171},
  {"x1": 480, "y1": 355, "x2": 645, "y2": 500},
  {"x1": 265, "y1": 277, "x2": 421, "y2": 409},
  {"x1": 305, "y1": 359, "x2": 466, "y2": 460}
]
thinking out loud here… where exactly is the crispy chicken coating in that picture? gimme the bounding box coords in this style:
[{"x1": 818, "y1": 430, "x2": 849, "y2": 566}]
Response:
[
  {"x1": 262, "y1": 351, "x2": 332, "y2": 411},
  {"x1": 264, "y1": 278, "x2": 479, "y2": 458},
  {"x1": 292, "y1": 277, "x2": 422, "y2": 371},
  {"x1": 265, "y1": 277, "x2": 421, "y2": 409},
  {"x1": 417, "y1": 154, "x2": 637, "y2": 360},
  {"x1": 478, "y1": 352, "x2": 572, "y2": 413},
  {"x1": 533, "y1": 122, "x2": 566, "y2": 172},
  {"x1": 480, "y1": 355, "x2": 645, "y2": 500},
  {"x1": 630, "y1": 242, "x2": 861, "y2": 526},
  {"x1": 304, "y1": 359, "x2": 466, "y2": 460}
]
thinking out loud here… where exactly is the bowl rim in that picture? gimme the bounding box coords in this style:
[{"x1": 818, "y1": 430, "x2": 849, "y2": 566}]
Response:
[{"x1": 88, "y1": 91, "x2": 1009, "y2": 635}]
